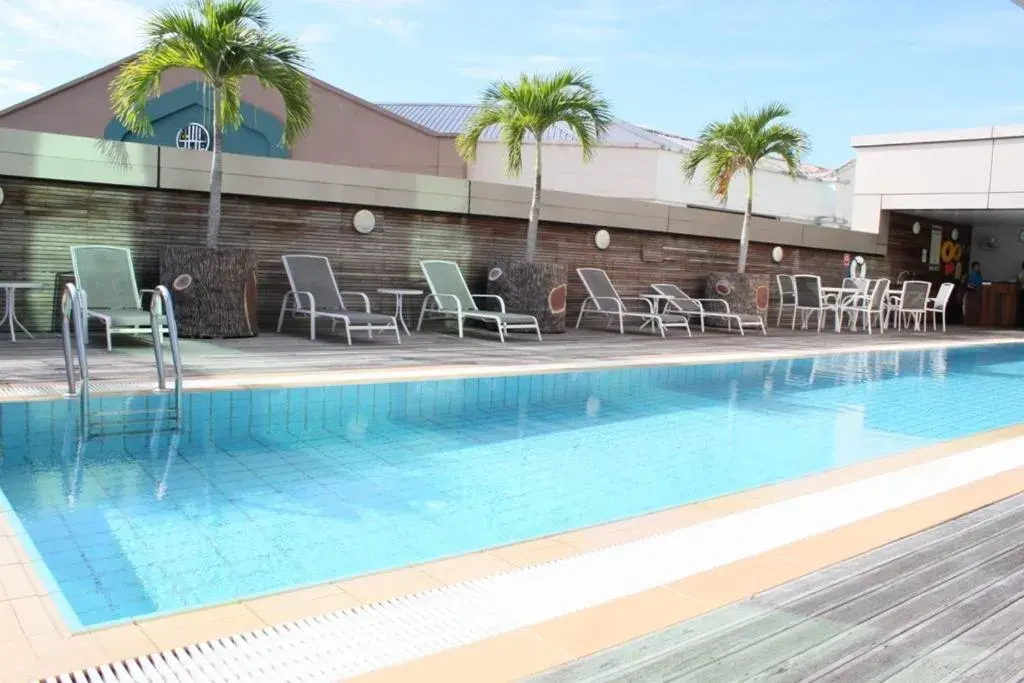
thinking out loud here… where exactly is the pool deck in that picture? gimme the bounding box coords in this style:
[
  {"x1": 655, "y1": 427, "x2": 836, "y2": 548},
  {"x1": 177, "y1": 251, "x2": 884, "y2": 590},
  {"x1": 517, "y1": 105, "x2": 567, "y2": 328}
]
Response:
[
  {"x1": 0, "y1": 325, "x2": 1022, "y2": 681},
  {"x1": 530, "y1": 490, "x2": 1024, "y2": 683},
  {"x1": 2, "y1": 324, "x2": 1023, "y2": 398}
]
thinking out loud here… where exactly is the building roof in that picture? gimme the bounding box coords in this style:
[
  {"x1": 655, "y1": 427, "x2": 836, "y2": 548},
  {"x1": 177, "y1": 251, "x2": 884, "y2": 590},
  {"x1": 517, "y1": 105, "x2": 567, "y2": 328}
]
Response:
[
  {"x1": 379, "y1": 103, "x2": 838, "y2": 181},
  {"x1": 0, "y1": 56, "x2": 441, "y2": 138},
  {"x1": 377, "y1": 103, "x2": 670, "y2": 148}
]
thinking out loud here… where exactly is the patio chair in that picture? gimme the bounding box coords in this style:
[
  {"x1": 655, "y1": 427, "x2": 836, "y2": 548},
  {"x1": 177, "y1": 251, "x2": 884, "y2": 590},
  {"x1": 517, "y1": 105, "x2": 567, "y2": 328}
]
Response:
[
  {"x1": 650, "y1": 283, "x2": 766, "y2": 336},
  {"x1": 575, "y1": 268, "x2": 688, "y2": 337},
  {"x1": 278, "y1": 255, "x2": 400, "y2": 344},
  {"x1": 775, "y1": 274, "x2": 797, "y2": 327},
  {"x1": 417, "y1": 260, "x2": 541, "y2": 342},
  {"x1": 925, "y1": 282, "x2": 955, "y2": 332},
  {"x1": 834, "y1": 277, "x2": 870, "y2": 331},
  {"x1": 793, "y1": 274, "x2": 838, "y2": 332},
  {"x1": 69, "y1": 245, "x2": 166, "y2": 351},
  {"x1": 893, "y1": 280, "x2": 932, "y2": 332},
  {"x1": 843, "y1": 278, "x2": 889, "y2": 335}
]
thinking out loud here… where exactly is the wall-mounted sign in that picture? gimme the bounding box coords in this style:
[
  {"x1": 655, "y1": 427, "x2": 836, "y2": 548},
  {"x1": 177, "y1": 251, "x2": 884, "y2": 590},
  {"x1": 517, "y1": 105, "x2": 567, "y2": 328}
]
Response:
[{"x1": 176, "y1": 122, "x2": 211, "y2": 151}]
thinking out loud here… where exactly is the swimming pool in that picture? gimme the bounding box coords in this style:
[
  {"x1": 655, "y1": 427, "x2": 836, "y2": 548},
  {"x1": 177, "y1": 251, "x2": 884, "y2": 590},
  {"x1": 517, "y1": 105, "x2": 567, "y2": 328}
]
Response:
[{"x1": 1, "y1": 344, "x2": 1022, "y2": 630}]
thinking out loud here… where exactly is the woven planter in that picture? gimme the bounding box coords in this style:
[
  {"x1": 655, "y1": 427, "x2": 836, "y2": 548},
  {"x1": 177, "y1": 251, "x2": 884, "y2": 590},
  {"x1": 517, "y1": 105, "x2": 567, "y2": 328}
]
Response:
[
  {"x1": 160, "y1": 246, "x2": 259, "y2": 338},
  {"x1": 703, "y1": 272, "x2": 769, "y2": 327},
  {"x1": 486, "y1": 260, "x2": 567, "y2": 334}
]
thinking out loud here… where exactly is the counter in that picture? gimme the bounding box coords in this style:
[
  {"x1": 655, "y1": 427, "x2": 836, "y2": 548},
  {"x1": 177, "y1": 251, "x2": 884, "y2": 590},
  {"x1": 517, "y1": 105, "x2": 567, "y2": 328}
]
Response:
[{"x1": 964, "y1": 283, "x2": 1019, "y2": 327}]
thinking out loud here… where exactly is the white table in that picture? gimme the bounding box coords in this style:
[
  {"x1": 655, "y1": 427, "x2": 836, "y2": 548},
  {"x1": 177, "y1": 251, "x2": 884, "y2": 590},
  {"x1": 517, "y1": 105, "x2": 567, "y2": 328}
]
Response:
[
  {"x1": 377, "y1": 288, "x2": 423, "y2": 335},
  {"x1": 638, "y1": 293, "x2": 673, "y2": 333},
  {"x1": 0, "y1": 282, "x2": 40, "y2": 341}
]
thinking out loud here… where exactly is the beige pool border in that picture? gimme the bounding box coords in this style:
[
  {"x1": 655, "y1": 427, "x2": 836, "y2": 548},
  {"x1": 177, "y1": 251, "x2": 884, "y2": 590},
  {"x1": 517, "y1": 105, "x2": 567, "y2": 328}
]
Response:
[
  {"x1": 0, "y1": 423, "x2": 1020, "y2": 681},
  {"x1": 2, "y1": 334, "x2": 1021, "y2": 403}
]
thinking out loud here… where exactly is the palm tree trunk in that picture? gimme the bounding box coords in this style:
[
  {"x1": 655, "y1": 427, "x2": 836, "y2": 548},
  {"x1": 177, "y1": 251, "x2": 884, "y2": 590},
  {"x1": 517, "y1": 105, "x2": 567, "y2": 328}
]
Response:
[
  {"x1": 525, "y1": 137, "x2": 543, "y2": 262},
  {"x1": 206, "y1": 85, "x2": 223, "y2": 250},
  {"x1": 737, "y1": 168, "x2": 754, "y2": 274}
]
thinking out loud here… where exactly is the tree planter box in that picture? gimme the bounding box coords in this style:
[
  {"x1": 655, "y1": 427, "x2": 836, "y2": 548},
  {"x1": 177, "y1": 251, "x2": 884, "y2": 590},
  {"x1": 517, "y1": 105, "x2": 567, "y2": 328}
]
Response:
[
  {"x1": 160, "y1": 246, "x2": 259, "y2": 339},
  {"x1": 704, "y1": 272, "x2": 769, "y2": 327},
  {"x1": 486, "y1": 261, "x2": 568, "y2": 334}
]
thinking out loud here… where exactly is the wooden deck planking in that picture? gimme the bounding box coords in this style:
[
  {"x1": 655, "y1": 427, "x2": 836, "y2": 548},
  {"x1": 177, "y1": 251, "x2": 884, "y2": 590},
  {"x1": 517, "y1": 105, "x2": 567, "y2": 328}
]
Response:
[
  {"x1": 529, "y1": 494, "x2": 1024, "y2": 683},
  {"x1": 2, "y1": 325, "x2": 1022, "y2": 392}
]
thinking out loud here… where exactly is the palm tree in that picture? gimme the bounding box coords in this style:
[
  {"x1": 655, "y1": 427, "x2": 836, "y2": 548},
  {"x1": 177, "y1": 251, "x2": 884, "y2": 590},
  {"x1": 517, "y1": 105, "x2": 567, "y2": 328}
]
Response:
[
  {"x1": 456, "y1": 70, "x2": 612, "y2": 262},
  {"x1": 682, "y1": 102, "x2": 810, "y2": 273},
  {"x1": 110, "y1": 0, "x2": 313, "y2": 249}
]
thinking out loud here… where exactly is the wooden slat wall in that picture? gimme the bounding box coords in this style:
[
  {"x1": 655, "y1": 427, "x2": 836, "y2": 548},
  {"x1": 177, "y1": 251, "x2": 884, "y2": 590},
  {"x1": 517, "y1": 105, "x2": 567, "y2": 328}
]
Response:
[
  {"x1": 0, "y1": 176, "x2": 918, "y2": 334},
  {"x1": 886, "y1": 212, "x2": 973, "y2": 282}
]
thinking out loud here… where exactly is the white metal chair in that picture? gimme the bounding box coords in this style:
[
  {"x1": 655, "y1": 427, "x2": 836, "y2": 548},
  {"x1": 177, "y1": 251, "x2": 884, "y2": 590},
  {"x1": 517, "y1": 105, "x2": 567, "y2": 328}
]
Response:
[
  {"x1": 775, "y1": 274, "x2": 797, "y2": 327},
  {"x1": 925, "y1": 282, "x2": 955, "y2": 332},
  {"x1": 792, "y1": 274, "x2": 837, "y2": 332},
  {"x1": 843, "y1": 278, "x2": 890, "y2": 335},
  {"x1": 894, "y1": 280, "x2": 932, "y2": 332}
]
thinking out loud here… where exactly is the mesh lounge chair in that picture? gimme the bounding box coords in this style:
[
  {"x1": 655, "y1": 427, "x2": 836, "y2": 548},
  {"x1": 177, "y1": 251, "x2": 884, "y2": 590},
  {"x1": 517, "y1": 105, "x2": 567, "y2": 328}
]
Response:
[
  {"x1": 417, "y1": 260, "x2": 541, "y2": 342},
  {"x1": 575, "y1": 268, "x2": 689, "y2": 337},
  {"x1": 70, "y1": 245, "x2": 166, "y2": 351},
  {"x1": 651, "y1": 283, "x2": 766, "y2": 336},
  {"x1": 278, "y1": 255, "x2": 400, "y2": 344}
]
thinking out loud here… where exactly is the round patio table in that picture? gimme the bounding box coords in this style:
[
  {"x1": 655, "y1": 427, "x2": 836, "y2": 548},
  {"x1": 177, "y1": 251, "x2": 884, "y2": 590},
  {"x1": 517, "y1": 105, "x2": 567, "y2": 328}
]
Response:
[
  {"x1": 377, "y1": 288, "x2": 423, "y2": 335},
  {"x1": 0, "y1": 281, "x2": 41, "y2": 342}
]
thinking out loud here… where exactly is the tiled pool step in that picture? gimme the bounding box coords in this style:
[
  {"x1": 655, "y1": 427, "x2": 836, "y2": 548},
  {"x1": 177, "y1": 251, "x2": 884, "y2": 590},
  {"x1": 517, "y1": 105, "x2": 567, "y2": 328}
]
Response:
[{"x1": 36, "y1": 436, "x2": 1024, "y2": 682}]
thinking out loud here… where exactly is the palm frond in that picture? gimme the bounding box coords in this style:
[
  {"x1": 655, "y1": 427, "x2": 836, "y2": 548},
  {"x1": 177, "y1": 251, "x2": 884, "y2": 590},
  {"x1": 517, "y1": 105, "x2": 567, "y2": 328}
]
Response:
[
  {"x1": 455, "y1": 106, "x2": 506, "y2": 163},
  {"x1": 456, "y1": 67, "x2": 612, "y2": 173},
  {"x1": 110, "y1": 0, "x2": 311, "y2": 147},
  {"x1": 681, "y1": 102, "x2": 810, "y2": 201}
]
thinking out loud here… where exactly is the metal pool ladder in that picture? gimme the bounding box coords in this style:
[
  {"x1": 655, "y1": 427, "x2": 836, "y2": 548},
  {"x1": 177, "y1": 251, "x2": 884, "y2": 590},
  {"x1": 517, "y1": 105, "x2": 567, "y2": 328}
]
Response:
[{"x1": 61, "y1": 282, "x2": 183, "y2": 432}]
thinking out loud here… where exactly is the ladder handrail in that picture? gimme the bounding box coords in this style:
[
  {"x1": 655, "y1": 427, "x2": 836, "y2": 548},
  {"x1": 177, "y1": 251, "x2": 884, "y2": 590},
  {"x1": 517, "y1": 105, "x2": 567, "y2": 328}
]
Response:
[
  {"x1": 61, "y1": 283, "x2": 90, "y2": 420},
  {"x1": 150, "y1": 284, "x2": 182, "y2": 395},
  {"x1": 62, "y1": 282, "x2": 184, "y2": 436}
]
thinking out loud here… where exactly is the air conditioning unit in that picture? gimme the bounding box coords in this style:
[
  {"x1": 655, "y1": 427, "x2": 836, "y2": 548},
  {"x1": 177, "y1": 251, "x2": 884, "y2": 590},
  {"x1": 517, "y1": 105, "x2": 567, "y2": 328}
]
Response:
[{"x1": 980, "y1": 236, "x2": 1001, "y2": 251}]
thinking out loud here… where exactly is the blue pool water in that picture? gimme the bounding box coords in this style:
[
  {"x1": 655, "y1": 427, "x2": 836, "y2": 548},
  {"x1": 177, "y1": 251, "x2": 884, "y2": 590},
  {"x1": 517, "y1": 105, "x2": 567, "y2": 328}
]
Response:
[{"x1": 1, "y1": 344, "x2": 1023, "y2": 629}]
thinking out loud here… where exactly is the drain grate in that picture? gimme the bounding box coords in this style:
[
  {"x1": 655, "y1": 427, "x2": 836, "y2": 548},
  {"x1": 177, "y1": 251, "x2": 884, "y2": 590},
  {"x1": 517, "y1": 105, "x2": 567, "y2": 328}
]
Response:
[{"x1": 37, "y1": 436, "x2": 1024, "y2": 682}]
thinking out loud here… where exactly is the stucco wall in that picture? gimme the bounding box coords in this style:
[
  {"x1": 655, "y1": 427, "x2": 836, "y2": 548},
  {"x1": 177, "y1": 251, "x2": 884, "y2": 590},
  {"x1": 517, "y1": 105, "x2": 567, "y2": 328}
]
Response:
[
  {"x1": 850, "y1": 125, "x2": 1024, "y2": 233},
  {"x1": 466, "y1": 141, "x2": 840, "y2": 225},
  {"x1": 466, "y1": 142, "x2": 660, "y2": 200},
  {"x1": 971, "y1": 225, "x2": 1024, "y2": 282},
  {"x1": 0, "y1": 66, "x2": 461, "y2": 178}
]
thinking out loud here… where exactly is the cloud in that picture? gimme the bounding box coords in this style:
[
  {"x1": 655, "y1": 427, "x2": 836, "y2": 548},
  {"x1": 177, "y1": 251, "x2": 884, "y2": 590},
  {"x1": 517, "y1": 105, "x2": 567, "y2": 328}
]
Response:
[
  {"x1": 297, "y1": 23, "x2": 335, "y2": 47},
  {"x1": 372, "y1": 18, "x2": 418, "y2": 39},
  {"x1": 0, "y1": 59, "x2": 43, "y2": 96},
  {"x1": 546, "y1": 0, "x2": 622, "y2": 42},
  {"x1": 311, "y1": 0, "x2": 433, "y2": 41},
  {"x1": 3, "y1": 0, "x2": 148, "y2": 60},
  {"x1": 904, "y1": 7, "x2": 1023, "y2": 51},
  {"x1": 455, "y1": 54, "x2": 602, "y2": 80}
]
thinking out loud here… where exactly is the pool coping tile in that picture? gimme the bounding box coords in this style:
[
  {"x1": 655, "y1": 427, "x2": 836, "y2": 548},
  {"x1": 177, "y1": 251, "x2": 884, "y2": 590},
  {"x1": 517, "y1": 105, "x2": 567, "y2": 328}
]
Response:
[
  {"x1": 3, "y1": 334, "x2": 1022, "y2": 402},
  {"x1": 1, "y1": 423, "x2": 1022, "y2": 681},
  {"x1": 354, "y1": 463, "x2": 1024, "y2": 682}
]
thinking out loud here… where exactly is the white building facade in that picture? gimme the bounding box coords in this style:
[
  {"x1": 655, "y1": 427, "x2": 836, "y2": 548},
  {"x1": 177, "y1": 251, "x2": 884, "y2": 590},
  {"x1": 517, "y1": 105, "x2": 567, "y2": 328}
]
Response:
[{"x1": 380, "y1": 104, "x2": 852, "y2": 228}]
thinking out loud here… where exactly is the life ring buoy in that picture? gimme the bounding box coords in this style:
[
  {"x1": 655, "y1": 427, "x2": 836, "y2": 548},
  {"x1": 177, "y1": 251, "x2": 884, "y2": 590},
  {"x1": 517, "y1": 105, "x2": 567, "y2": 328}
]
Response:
[
  {"x1": 952, "y1": 244, "x2": 963, "y2": 262},
  {"x1": 849, "y1": 255, "x2": 867, "y2": 279},
  {"x1": 940, "y1": 240, "x2": 957, "y2": 264}
]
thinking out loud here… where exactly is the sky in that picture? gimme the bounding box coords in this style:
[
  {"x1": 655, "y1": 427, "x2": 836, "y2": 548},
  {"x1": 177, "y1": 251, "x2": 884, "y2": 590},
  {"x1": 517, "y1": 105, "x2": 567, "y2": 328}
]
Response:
[{"x1": 1, "y1": 0, "x2": 1024, "y2": 168}]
